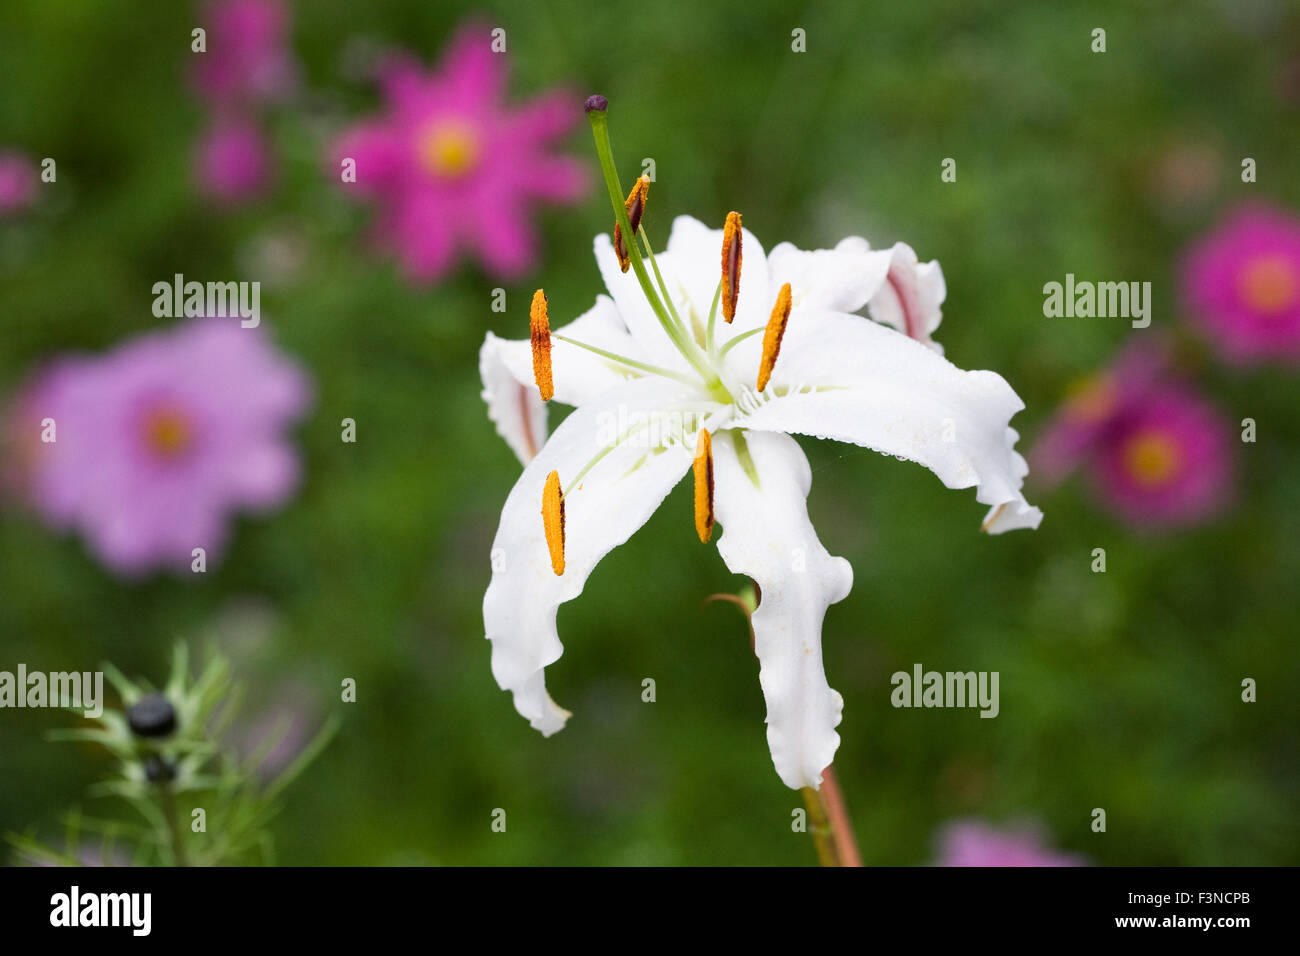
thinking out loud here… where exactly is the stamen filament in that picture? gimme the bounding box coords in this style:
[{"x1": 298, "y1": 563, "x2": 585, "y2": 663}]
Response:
[
  {"x1": 638, "y1": 223, "x2": 689, "y2": 336},
  {"x1": 558, "y1": 419, "x2": 655, "y2": 506},
  {"x1": 705, "y1": 279, "x2": 723, "y2": 355},
  {"x1": 559, "y1": 402, "x2": 718, "y2": 509},
  {"x1": 551, "y1": 333, "x2": 700, "y2": 387},
  {"x1": 716, "y1": 325, "x2": 765, "y2": 359}
]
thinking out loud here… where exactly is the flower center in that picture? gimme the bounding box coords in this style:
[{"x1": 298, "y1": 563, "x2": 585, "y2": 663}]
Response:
[
  {"x1": 142, "y1": 407, "x2": 195, "y2": 461},
  {"x1": 418, "y1": 120, "x2": 480, "y2": 179},
  {"x1": 1122, "y1": 429, "x2": 1181, "y2": 488},
  {"x1": 1237, "y1": 254, "x2": 1297, "y2": 315}
]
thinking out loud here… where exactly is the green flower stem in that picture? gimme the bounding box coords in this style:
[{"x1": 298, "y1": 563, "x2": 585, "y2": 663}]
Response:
[
  {"x1": 159, "y1": 784, "x2": 187, "y2": 867},
  {"x1": 587, "y1": 109, "x2": 723, "y2": 394},
  {"x1": 800, "y1": 766, "x2": 863, "y2": 867},
  {"x1": 800, "y1": 785, "x2": 837, "y2": 865}
]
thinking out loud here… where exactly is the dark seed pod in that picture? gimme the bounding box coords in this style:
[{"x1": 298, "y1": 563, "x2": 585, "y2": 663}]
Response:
[
  {"x1": 143, "y1": 753, "x2": 177, "y2": 784},
  {"x1": 127, "y1": 694, "x2": 177, "y2": 738}
]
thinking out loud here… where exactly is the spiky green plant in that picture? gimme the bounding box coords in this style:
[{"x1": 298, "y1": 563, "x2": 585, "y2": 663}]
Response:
[{"x1": 8, "y1": 644, "x2": 339, "y2": 866}]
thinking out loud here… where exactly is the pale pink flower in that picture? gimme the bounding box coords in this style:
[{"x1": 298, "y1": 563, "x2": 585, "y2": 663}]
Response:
[
  {"x1": 6, "y1": 319, "x2": 311, "y2": 577},
  {"x1": 936, "y1": 820, "x2": 1085, "y2": 867}
]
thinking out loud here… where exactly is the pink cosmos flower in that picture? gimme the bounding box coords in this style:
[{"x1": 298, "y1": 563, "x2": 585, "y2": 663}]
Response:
[
  {"x1": 1089, "y1": 383, "x2": 1234, "y2": 527},
  {"x1": 1031, "y1": 340, "x2": 1171, "y2": 489},
  {"x1": 0, "y1": 150, "x2": 39, "y2": 217},
  {"x1": 332, "y1": 22, "x2": 588, "y2": 283},
  {"x1": 196, "y1": 117, "x2": 273, "y2": 203},
  {"x1": 1031, "y1": 340, "x2": 1234, "y2": 528},
  {"x1": 935, "y1": 820, "x2": 1085, "y2": 867},
  {"x1": 6, "y1": 319, "x2": 310, "y2": 577},
  {"x1": 192, "y1": 0, "x2": 297, "y2": 107},
  {"x1": 1182, "y1": 205, "x2": 1300, "y2": 363}
]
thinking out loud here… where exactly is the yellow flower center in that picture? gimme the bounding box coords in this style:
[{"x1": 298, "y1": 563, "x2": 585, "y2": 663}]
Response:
[
  {"x1": 1122, "y1": 430, "x2": 1181, "y2": 488},
  {"x1": 1237, "y1": 254, "x2": 1297, "y2": 315},
  {"x1": 418, "y1": 120, "x2": 480, "y2": 179},
  {"x1": 143, "y1": 408, "x2": 194, "y2": 460}
]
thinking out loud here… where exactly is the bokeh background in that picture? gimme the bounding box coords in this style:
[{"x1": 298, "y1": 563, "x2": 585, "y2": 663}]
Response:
[{"x1": 2, "y1": 0, "x2": 1297, "y2": 865}]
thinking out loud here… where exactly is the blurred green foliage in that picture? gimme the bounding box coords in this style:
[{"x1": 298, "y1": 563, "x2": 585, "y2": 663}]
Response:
[{"x1": 1, "y1": 0, "x2": 1297, "y2": 865}]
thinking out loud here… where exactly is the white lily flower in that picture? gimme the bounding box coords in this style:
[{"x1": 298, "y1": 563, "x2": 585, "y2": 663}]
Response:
[{"x1": 479, "y1": 103, "x2": 1040, "y2": 790}]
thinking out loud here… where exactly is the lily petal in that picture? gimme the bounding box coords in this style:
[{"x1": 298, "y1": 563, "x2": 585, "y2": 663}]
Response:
[
  {"x1": 731, "y1": 310, "x2": 1042, "y2": 532},
  {"x1": 484, "y1": 379, "x2": 701, "y2": 735},
  {"x1": 712, "y1": 430, "x2": 852, "y2": 790},
  {"x1": 767, "y1": 235, "x2": 893, "y2": 314},
  {"x1": 480, "y1": 294, "x2": 656, "y2": 462},
  {"x1": 594, "y1": 232, "x2": 698, "y2": 372},
  {"x1": 479, "y1": 334, "x2": 548, "y2": 464},
  {"x1": 663, "y1": 215, "x2": 772, "y2": 338},
  {"x1": 979, "y1": 429, "x2": 1040, "y2": 533},
  {"x1": 867, "y1": 242, "x2": 946, "y2": 352}
]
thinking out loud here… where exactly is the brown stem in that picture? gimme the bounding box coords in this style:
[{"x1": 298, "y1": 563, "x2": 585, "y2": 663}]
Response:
[
  {"x1": 818, "y1": 764, "x2": 863, "y2": 867},
  {"x1": 799, "y1": 766, "x2": 863, "y2": 867}
]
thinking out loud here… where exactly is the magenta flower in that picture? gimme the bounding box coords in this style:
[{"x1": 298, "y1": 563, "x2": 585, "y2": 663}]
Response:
[
  {"x1": 6, "y1": 319, "x2": 310, "y2": 577},
  {"x1": 332, "y1": 22, "x2": 588, "y2": 283},
  {"x1": 1031, "y1": 340, "x2": 1171, "y2": 489},
  {"x1": 935, "y1": 820, "x2": 1085, "y2": 867},
  {"x1": 1089, "y1": 383, "x2": 1234, "y2": 527},
  {"x1": 192, "y1": 0, "x2": 296, "y2": 107},
  {"x1": 189, "y1": 0, "x2": 294, "y2": 207},
  {"x1": 1182, "y1": 205, "x2": 1300, "y2": 363},
  {"x1": 1030, "y1": 340, "x2": 1234, "y2": 529},
  {"x1": 196, "y1": 117, "x2": 273, "y2": 203},
  {"x1": 0, "y1": 150, "x2": 39, "y2": 217}
]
